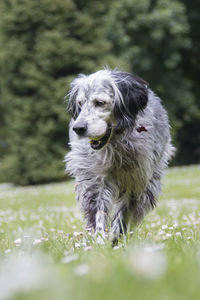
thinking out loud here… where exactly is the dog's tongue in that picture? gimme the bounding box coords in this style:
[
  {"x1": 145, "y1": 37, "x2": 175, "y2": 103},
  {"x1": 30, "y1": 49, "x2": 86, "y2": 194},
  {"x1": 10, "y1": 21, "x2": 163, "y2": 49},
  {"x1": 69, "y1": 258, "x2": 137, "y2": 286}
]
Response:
[{"x1": 90, "y1": 139, "x2": 103, "y2": 150}]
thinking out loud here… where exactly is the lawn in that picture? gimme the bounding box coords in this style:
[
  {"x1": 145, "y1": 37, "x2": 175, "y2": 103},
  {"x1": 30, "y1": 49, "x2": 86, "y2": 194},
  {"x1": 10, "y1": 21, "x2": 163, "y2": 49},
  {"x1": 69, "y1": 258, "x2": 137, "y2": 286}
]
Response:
[{"x1": 0, "y1": 165, "x2": 200, "y2": 300}]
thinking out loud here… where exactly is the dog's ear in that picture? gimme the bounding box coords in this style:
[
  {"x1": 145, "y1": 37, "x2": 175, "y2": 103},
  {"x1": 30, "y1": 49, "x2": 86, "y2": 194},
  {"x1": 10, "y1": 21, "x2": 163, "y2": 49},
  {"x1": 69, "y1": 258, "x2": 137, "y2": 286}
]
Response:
[
  {"x1": 112, "y1": 71, "x2": 148, "y2": 132},
  {"x1": 67, "y1": 89, "x2": 79, "y2": 120},
  {"x1": 67, "y1": 75, "x2": 86, "y2": 120}
]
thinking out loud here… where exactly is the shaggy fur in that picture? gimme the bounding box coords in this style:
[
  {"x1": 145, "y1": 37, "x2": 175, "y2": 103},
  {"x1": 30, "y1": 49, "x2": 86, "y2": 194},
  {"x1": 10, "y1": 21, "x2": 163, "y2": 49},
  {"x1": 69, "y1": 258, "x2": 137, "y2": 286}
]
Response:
[{"x1": 65, "y1": 69, "x2": 174, "y2": 243}]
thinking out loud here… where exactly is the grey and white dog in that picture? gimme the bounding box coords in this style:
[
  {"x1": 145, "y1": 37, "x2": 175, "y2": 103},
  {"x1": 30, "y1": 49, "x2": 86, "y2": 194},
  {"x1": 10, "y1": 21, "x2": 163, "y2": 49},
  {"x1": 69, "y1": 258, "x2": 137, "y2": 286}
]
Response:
[{"x1": 65, "y1": 69, "x2": 174, "y2": 244}]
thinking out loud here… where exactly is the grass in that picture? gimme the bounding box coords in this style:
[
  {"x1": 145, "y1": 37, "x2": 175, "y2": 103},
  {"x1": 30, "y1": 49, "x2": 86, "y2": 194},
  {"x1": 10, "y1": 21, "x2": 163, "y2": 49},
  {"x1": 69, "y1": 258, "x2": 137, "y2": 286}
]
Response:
[{"x1": 0, "y1": 165, "x2": 200, "y2": 300}]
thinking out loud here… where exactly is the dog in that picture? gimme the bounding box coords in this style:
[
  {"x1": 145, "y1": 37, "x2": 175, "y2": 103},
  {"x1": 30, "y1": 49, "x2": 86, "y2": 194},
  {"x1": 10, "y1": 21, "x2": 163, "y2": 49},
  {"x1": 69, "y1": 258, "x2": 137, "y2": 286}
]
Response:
[{"x1": 65, "y1": 69, "x2": 174, "y2": 244}]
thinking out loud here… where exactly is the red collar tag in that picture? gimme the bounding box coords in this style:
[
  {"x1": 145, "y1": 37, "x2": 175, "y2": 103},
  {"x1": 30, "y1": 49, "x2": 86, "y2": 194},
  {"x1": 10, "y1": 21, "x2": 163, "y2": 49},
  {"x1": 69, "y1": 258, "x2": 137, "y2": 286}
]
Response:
[{"x1": 136, "y1": 126, "x2": 147, "y2": 133}]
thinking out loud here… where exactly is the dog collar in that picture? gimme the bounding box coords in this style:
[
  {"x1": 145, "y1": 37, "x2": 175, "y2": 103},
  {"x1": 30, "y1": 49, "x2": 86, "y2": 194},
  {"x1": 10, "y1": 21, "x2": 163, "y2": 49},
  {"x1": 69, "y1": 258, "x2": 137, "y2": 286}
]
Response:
[{"x1": 136, "y1": 126, "x2": 147, "y2": 133}]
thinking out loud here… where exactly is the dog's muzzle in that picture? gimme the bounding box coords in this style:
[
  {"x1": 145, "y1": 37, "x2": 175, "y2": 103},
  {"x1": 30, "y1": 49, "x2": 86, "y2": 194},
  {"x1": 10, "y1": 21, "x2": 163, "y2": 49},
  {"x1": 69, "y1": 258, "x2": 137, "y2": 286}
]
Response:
[{"x1": 89, "y1": 125, "x2": 112, "y2": 150}]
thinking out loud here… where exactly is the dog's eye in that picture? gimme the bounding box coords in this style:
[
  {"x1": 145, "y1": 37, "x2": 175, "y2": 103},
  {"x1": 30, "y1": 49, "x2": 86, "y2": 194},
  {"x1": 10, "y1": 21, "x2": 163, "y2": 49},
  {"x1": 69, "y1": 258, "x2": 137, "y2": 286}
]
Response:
[{"x1": 94, "y1": 100, "x2": 106, "y2": 107}]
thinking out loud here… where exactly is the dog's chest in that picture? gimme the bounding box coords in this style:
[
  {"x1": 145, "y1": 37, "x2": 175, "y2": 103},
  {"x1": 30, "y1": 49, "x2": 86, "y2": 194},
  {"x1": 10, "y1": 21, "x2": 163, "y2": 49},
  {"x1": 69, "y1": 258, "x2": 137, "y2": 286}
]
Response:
[{"x1": 109, "y1": 165, "x2": 147, "y2": 198}]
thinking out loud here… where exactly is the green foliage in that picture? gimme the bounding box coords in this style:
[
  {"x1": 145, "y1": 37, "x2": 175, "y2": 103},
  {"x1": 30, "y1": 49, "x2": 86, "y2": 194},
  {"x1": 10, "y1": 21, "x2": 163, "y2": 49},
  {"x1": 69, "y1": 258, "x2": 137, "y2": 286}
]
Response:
[
  {"x1": 176, "y1": 0, "x2": 200, "y2": 164},
  {"x1": 182, "y1": 0, "x2": 200, "y2": 105},
  {"x1": 108, "y1": 0, "x2": 194, "y2": 123},
  {"x1": 0, "y1": 0, "x2": 116, "y2": 185},
  {"x1": 176, "y1": 113, "x2": 200, "y2": 165},
  {"x1": 0, "y1": 0, "x2": 199, "y2": 184},
  {"x1": 108, "y1": 0, "x2": 200, "y2": 163}
]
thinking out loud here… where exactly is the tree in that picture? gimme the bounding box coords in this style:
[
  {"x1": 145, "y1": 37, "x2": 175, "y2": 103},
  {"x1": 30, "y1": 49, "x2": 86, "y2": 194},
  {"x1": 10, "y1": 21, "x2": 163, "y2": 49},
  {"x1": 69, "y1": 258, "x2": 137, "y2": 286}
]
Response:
[
  {"x1": 175, "y1": 0, "x2": 200, "y2": 165},
  {"x1": 108, "y1": 0, "x2": 197, "y2": 160},
  {"x1": 0, "y1": 0, "x2": 116, "y2": 184}
]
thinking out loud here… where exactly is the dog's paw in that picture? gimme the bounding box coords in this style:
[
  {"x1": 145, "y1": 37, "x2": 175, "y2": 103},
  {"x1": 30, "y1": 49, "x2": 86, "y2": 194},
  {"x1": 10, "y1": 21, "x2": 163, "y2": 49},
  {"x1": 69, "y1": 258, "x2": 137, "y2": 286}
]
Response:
[
  {"x1": 96, "y1": 235, "x2": 105, "y2": 245},
  {"x1": 108, "y1": 231, "x2": 119, "y2": 247},
  {"x1": 95, "y1": 228, "x2": 108, "y2": 245}
]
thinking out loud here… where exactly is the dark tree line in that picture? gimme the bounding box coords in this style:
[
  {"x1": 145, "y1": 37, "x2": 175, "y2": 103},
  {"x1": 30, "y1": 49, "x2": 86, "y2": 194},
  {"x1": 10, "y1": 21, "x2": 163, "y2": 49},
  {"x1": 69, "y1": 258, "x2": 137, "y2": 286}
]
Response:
[{"x1": 0, "y1": 0, "x2": 199, "y2": 185}]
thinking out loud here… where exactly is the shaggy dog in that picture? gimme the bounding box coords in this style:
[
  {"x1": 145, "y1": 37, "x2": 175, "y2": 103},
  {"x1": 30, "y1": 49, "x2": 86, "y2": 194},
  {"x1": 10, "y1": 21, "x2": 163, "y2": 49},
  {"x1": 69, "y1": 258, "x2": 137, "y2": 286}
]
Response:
[{"x1": 65, "y1": 69, "x2": 174, "y2": 244}]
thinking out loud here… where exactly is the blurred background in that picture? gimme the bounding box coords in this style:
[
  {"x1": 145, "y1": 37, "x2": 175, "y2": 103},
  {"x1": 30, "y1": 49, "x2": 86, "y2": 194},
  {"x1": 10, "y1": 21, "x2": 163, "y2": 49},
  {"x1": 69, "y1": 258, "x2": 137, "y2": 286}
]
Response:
[{"x1": 0, "y1": 0, "x2": 199, "y2": 186}]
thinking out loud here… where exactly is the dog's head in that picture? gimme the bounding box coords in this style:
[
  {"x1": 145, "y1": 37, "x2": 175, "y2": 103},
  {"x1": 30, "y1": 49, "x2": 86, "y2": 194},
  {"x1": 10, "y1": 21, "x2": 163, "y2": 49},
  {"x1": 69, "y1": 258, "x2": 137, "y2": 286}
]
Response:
[{"x1": 67, "y1": 69, "x2": 148, "y2": 150}]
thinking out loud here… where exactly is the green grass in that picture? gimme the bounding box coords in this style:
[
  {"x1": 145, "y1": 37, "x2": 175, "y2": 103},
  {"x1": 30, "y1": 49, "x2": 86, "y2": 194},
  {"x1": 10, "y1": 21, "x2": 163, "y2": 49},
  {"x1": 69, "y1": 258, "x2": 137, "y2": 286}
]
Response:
[{"x1": 0, "y1": 165, "x2": 200, "y2": 300}]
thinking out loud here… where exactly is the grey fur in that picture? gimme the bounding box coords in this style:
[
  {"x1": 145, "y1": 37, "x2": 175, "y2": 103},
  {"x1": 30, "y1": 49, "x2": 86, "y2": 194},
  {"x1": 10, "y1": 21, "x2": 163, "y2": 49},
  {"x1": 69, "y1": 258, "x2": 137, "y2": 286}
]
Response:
[{"x1": 65, "y1": 69, "x2": 174, "y2": 243}]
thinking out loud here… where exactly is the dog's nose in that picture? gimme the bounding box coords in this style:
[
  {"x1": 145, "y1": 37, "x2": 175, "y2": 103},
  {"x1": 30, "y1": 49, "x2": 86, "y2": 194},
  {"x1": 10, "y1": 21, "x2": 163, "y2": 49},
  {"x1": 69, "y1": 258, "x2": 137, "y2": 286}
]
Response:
[{"x1": 73, "y1": 122, "x2": 87, "y2": 136}]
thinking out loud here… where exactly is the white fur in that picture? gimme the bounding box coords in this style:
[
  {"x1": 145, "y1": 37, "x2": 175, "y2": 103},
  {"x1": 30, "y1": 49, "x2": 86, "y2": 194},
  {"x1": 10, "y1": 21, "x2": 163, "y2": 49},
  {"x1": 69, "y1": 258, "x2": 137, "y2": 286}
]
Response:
[{"x1": 65, "y1": 69, "x2": 174, "y2": 243}]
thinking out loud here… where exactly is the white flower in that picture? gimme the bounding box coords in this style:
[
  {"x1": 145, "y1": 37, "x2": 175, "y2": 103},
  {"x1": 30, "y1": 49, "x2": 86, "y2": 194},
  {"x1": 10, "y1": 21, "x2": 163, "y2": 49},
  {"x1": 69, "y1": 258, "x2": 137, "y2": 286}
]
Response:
[
  {"x1": 74, "y1": 264, "x2": 90, "y2": 276},
  {"x1": 184, "y1": 221, "x2": 192, "y2": 226},
  {"x1": 144, "y1": 243, "x2": 165, "y2": 252},
  {"x1": 173, "y1": 223, "x2": 179, "y2": 228},
  {"x1": 129, "y1": 244, "x2": 167, "y2": 279},
  {"x1": 14, "y1": 238, "x2": 22, "y2": 246},
  {"x1": 165, "y1": 233, "x2": 172, "y2": 238},
  {"x1": 4, "y1": 249, "x2": 11, "y2": 254},
  {"x1": 0, "y1": 252, "x2": 54, "y2": 300},
  {"x1": 161, "y1": 225, "x2": 168, "y2": 230},
  {"x1": 73, "y1": 231, "x2": 83, "y2": 237},
  {"x1": 113, "y1": 246, "x2": 121, "y2": 250},
  {"x1": 62, "y1": 254, "x2": 79, "y2": 264},
  {"x1": 158, "y1": 230, "x2": 165, "y2": 236},
  {"x1": 75, "y1": 242, "x2": 81, "y2": 248},
  {"x1": 84, "y1": 246, "x2": 92, "y2": 251},
  {"x1": 33, "y1": 239, "x2": 42, "y2": 246},
  {"x1": 175, "y1": 232, "x2": 182, "y2": 237}
]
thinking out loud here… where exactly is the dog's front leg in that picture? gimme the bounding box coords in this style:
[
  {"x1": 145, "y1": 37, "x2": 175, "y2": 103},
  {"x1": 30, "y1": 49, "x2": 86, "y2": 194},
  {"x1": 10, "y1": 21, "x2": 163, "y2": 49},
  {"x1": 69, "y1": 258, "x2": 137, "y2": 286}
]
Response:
[
  {"x1": 110, "y1": 201, "x2": 129, "y2": 245},
  {"x1": 77, "y1": 181, "x2": 112, "y2": 240},
  {"x1": 95, "y1": 185, "x2": 113, "y2": 243}
]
